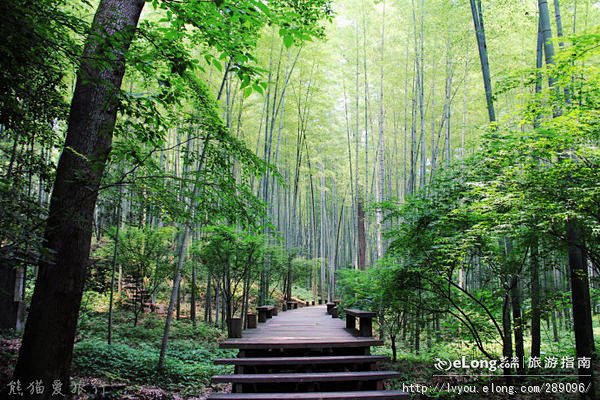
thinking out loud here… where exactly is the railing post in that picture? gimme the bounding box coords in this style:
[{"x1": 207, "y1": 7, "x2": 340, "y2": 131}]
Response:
[
  {"x1": 346, "y1": 314, "x2": 356, "y2": 330},
  {"x1": 229, "y1": 318, "x2": 242, "y2": 338}
]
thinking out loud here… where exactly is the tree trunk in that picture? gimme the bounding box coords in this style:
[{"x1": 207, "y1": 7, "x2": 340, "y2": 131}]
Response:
[
  {"x1": 414, "y1": 308, "x2": 420, "y2": 355},
  {"x1": 538, "y1": 0, "x2": 556, "y2": 88},
  {"x1": 530, "y1": 239, "x2": 541, "y2": 358},
  {"x1": 13, "y1": 0, "x2": 144, "y2": 394},
  {"x1": 205, "y1": 275, "x2": 212, "y2": 323},
  {"x1": 502, "y1": 292, "x2": 513, "y2": 386},
  {"x1": 510, "y1": 276, "x2": 525, "y2": 374},
  {"x1": 331, "y1": 202, "x2": 344, "y2": 300},
  {"x1": 176, "y1": 280, "x2": 181, "y2": 320},
  {"x1": 191, "y1": 262, "x2": 196, "y2": 326},
  {"x1": 286, "y1": 254, "x2": 293, "y2": 301},
  {"x1": 108, "y1": 188, "x2": 122, "y2": 345},
  {"x1": 0, "y1": 264, "x2": 25, "y2": 332},
  {"x1": 469, "y1": 0, "x2": 496, "y2": 122},
  {"x1": 566, "y1": 221, "x2": 595, "y2": 398},
  {"x1": 354, "y1": 22, "x2": 361, "y2": 269},
  {"x1": 215, "y1": 279, "x2": 221, "y2": 327},
  {"x1": 357, "y1": 198, "x2": 366, "y2": 270},
  {"x1": 444, "y1": 35, "x2": 452, "y2": 167},
  {"x1": 242, "y1": 270, "x2": 251, "y2": 329},
  {"x1": 158, "y1": 225, "x2": 189, "y2": 370},
  {"x1": 462, "y1": 59, "x2": 468, "y2": 160},
  {"x1": 375, "y1": 0, "x2": 385, "y2": 261},
  {"x1": 319, "y1": 173, "x2": 327, "y2": 302}
]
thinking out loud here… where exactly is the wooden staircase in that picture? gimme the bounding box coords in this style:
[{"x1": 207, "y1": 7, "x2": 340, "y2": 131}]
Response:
[{"x1": 207, "y1": 306, "x2": 407, "y2": 399}]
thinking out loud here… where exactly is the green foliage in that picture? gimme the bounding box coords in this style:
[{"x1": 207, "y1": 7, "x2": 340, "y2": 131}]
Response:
[
  {"x1": 196, "y1": 225, "x2": 264, "y2": 315},
  {"x1": 72, "y1": 339, "x2": 232, "y2": 389},
  {"x1": 337, "y1": 267, "x2": 384, "y2": 310},
  {"x1": 197, "y1": 225, "x2": 265, "y2": 280},
  {"x1": 78, "y1": 309, "x2": 225, "y2": 343},
  {"x1": 370, "y1": 25, "x2": 600, "y2": 362},
  {"x1": 73, "y1": 308, "x2": 233, "y2": 392},
  {"x1": 0, "y1": 0, "x2": 76, "y2": 267}
]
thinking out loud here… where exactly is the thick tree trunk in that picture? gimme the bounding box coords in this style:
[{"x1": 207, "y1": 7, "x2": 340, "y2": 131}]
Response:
[
  {"x1": 12, "y1": 0, "x2": 144, "y2": 395},
  {"x1": 566, "y1": 221, "x2": 595, "y2": 398}
]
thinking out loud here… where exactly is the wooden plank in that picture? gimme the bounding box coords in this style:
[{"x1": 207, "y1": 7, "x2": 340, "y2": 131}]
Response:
[
  {"x1": 209, "y1": 391, "x2": 410, "y2": 399},
  {"x1": 208, "y1": 305, "x2": 403, "y2": 398},
  {"x1": 220, "y1": 339, "x2": 382, "y2": 350},
  {"x1": 211, "y1": 371, "x2": 401, "y2": 384},
  {"x1": 214, "y1": 355, "x2": 390, "y2": 365},
  {"x1": 345, "y1": 309, "x2": 376, "y2": 318},
  {"x1": 221, "y1": 306, "x2": 379, "y2": 349}
]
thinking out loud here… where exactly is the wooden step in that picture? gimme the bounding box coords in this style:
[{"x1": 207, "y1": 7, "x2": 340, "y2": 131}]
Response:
[
  {"x1": 214, "y1": 355, "x2": 390, "y2": 366},
  {"x1": 208, "y1": 390, "x2": 409, "y2": 399},
  {"x1": 211, "y1": 371, "x2": 401, "y2": 384},
  {"x1": 221, "y1": 339, "x2": 383, "y2": 350}
]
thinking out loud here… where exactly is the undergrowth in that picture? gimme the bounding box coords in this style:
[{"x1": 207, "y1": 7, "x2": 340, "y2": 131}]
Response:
[{"x1": 71, "y1": 308, "x2": 234, "y2": 393}]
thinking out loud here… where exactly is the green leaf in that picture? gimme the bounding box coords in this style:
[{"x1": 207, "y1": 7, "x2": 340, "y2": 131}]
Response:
[
  {"x1": 213, "y1": 59, "x2": 222, "y2": 72},
  {"x1": 252, "y1": 83, "x2": 263, "y2": 95},
  {"x1": 243, "y1": 86, "x2": 253, "y2": 98},
  {"x1": 283, "y1": 35, "x2": 294, "y2": 49},
  {"x1": 253, "y1": 0, "x2": 271, "y2": 16}
]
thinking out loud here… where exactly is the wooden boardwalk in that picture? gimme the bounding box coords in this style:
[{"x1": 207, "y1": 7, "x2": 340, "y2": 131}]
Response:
[
  {"x1": 221, "y1": 305, "x2": 383, "y2": 350},
  {"x1": 208, "y1": 305, "x2": 408, "y2": 399}
]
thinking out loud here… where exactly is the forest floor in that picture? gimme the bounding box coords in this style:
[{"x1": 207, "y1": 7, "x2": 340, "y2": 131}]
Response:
[{"x1": 1, "y1": 307, "x2": 235, "y2": 399}]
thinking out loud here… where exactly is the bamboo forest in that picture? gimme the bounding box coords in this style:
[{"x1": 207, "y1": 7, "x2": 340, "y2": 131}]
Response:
[{"x1": 1, "y1": 0, "x2": 600, "y2": 398}]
